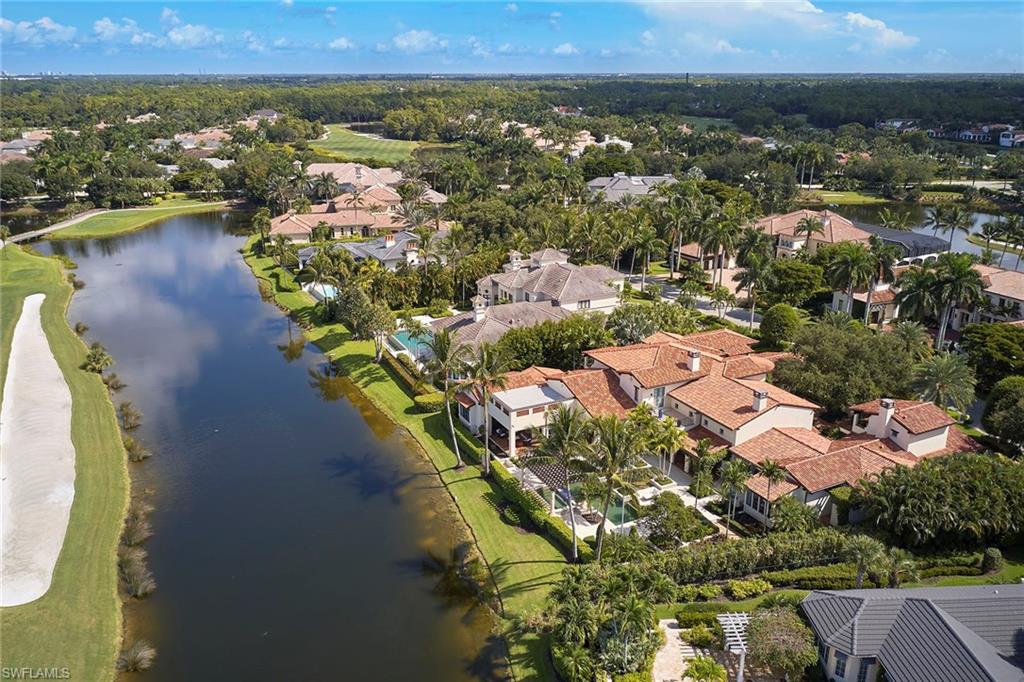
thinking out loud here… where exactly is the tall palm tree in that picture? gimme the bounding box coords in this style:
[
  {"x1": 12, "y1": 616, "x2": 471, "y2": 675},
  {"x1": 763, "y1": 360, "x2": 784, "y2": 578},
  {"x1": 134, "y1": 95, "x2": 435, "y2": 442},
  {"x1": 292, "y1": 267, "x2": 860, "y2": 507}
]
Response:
[
  {"x1": 843, "y1": 535, "x2": 884, "y2": 588},
  {"x1": 411, "y1": 224, "x2": 436, "y2": 274},
  {"x1": 297, "y1": 251, "x2": 340, "y2": 299},
  {"x1": 632, "y1": 224, "x2": 666, "y2": 293},
  {"x1": 424, "y1": 329, "x2": 470, "y2": 469},
  {"x1": 932, "y1": 253, "x2": 984, "y2": 350},
  {"x1": 735, "y1": 226, "x2": 775, "y2": 268},
  {"x1": 718, "y1": 459, "x2": 749, "y2": 540},
  {"x1": 652, "y1": 416, "x2": 685, "y2": 476},
  {"x1": 251, "y1": 207, "x2": 272, "y2": 244},
  {"x1": 877, "y1": 547, "x2": 919, "y2": 588},
  {"x1": 862, "y1": 236, "x2": 901, "y2": 326},
  {"x1": 912, "y1": 352, "x2": 977, "y2": 412},
  {"x1": 311, "y1": 171, "x2": 339, "y2": 201},
  {"x1": 735, "y1": 254, "x2": 774, "y2": 331},
  {"x1": 584, "y1": 415, "x2": 646, "y2": 563},
  {"x1": 461, "y1": 342, "x2": 508, "y2": 477},
  {"x1": 526, "y1": 404, "x2": 591, "y2": 561},
  {"x1": 794, "y1": 216, "x2": 826, "y2": 243},
  {"x1": 826, "y1": 242, "x2": 875, "y2": 316},
  {"x1": 611, "y1": 591, "x2": 653, "y2": 663},
  {"x1": 878, "y1": 207, "x2": 914, "y2": 231},
  {"x1": 942, "y1": 204, "x2": 973, "y2": 250},
  {"x1": 758, "y1": 459, "x2": 786, "y2": 531},
  {"x1": 924, "y1": 205, "x2": 951, "y2": 239}
]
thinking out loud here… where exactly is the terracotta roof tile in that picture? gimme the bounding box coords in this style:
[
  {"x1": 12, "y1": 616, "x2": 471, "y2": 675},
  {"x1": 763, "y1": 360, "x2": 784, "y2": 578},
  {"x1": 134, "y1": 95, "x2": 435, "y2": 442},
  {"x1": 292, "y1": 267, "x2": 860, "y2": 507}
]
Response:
[
  {"x1": 669, "y1": 375, "x2": 817, "y2": 430},
  {"x1": 745, "y1": 474, "x2": 798, "y2": 501},
  {"x1": 559, "y1": 369, "x2": 634, "y2": 418},
  {"x1": 850, "y1": 399, "x2": 955, "y2": 434}
]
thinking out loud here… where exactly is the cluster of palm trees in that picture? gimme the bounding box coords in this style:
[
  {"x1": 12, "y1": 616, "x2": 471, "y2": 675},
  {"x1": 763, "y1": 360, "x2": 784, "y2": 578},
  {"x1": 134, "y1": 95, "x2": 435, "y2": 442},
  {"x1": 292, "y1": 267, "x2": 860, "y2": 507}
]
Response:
[
  {"x1": 825, "y1": 235, "x2": 902, "y2": 326},
  {"x1": 978, "y1": 214, "x2": 1024, "y2": 271},
  {"x1": 894, "y1": 251, "x2": 984, "y2": 349}
]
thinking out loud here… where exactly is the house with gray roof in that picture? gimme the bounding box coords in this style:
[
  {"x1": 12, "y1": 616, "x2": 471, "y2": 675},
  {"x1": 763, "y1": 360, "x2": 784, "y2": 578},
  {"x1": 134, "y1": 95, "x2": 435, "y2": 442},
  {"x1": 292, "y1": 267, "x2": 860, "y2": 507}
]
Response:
[
  {"x1": 477, "y1": 249, "x2": 624, "y2": 314},
  {"x1": 297, "y1": 229, "x2": 447, "y2": 272},
  {"x1": 853, "y1": 222, "x2": 948, "y2": 262},
  {"x1": 586, "y1": 173, "x2": 676, "y2": 203},
  {"x1": 802, "y1": 585, "x2": 1024, "y2": 682},
  {"x1": 430, "y1": 296, "x2": 568, "y2": 350}
]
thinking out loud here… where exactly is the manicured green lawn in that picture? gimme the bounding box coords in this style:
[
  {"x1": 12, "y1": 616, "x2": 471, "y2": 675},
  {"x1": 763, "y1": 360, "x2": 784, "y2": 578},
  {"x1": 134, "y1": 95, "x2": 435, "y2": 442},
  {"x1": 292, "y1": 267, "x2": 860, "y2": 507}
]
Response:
[
  {"x1": 50, "y1": 201, "x2": 228, "y2": 240},
  {"x1": 798, "y1": 189, "x2": 888, "y2": 205},
  {"x1": 244, "y1": 240, "x2": 565, "y2": 680},
  {"x1": 967, "y1": 234, "x2": 1024, "y2": 257},
  {"x1": 681, "y1": 116, "x2": 736, "y2": 132},
  {"x1": 0, "y1": 246, "x2": 129, "y2": 680},
  {"x1": 311, "y1": 125, "x2": 426, "y2": 163}
]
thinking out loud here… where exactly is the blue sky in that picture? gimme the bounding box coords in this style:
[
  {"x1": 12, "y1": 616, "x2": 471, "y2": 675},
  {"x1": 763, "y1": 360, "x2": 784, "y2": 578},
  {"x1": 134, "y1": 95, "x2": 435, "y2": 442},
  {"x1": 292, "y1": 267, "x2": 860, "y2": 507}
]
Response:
[{"x1": 1, "y1": 1, "x2": 1021, "y2": 74}]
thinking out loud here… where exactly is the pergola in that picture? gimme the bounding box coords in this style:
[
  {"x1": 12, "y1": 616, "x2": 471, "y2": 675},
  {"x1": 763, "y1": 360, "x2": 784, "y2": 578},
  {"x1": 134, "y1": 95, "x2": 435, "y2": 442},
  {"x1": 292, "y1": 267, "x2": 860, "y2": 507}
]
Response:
[{"x1": 716, "y1": 612, "x2": 750, "y2": 682}]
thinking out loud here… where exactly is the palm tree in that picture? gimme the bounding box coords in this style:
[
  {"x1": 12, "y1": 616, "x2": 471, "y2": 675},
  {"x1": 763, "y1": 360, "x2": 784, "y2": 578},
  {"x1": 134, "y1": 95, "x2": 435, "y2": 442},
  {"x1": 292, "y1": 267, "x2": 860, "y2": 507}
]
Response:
[
  {"x1": 83, "y1": 342, "x2": 114, "y2": 374},
  {"x1": 526, "y1": 404, "x2": 591, "y2": 561},
  {"x1": 424, "y1": 329, "x2": 470, "y2": 469},
  {"x1": 924, "y1": 205, "x2": 950, "y2": 238},
  {"x1": 735, "y1": 226, "x2": 775, "y2": 268},
  {"x1": 685, "y1": 656, "x2": 727, "y2": 682},
  {"x1": 894, "y1": 265, "x2": 940, "y2": 324},
  {"x1": 877, "y1": 547, "x2": 919, "y2": 588},
  {"x1": 584, "y1": 415, "x2": 646, "y2": 563},
  {"x1": 297, "y1": 251, "x2": 339, "y2": 299},
  {"x1": 461, "y1": 342, "x2": 507, "y2": 477},
  {"x1": 912, "y1": 352, "x2": 977, "y2": 412},
  {"x1": 632, "y1": 224, "x2": 665, "y2": 293},
  {"x1": 942, "y1": 204, "x2": 973, "y2": 250},
  {"x1": 251, "y1": 207, "x2": 272, "y2": 244},
  {"x1": 611, "y1": 591, "x2": 653, "y2": 664},
  {"x1": 718, "y1": 459, "x2": 749, "y2": 540},
  {"x1": 843, "y1": 535, "x2": 885, "y2": 588},
  {"x1": 878, "y1": 207, "x2": 914, "y2": 231},
  {"x1": 653, "y1": 416, "x2": 685, "y2": 476},
  {"x1": 758, "y1": 459, "x2": 786, "y2": 530},
  {"x1": 794, "y1": 216, "x2": 826, "y2": 243},
  {"x1": 708, "y1": 285, "x2": 735, "y2": 319},
  {"x1": 826, "y1": 242, "x2": 875, "y2": 316},
  {"x1": 311, "y1": 171, "x2": 338, "y2": 201},
  {"x1": 932, "y1": 253, "x2": 984, "y2": 350},
  {"x1": 890, "y1": 320, "x2": 933, "y2": 362},
  {"x1": 862, "y1": 236, "x2": 901, "y2": 326},
  {"x1": 735, "y1": 254, "x2": 773, "y2": 331},
  {"x1": 411, "y1": 224, "x2": 436, "y2": 274}
]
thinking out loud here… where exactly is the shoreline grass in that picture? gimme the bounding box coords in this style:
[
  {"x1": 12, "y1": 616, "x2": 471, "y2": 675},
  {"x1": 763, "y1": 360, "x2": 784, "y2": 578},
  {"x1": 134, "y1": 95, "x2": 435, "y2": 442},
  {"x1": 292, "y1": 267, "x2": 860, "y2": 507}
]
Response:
[
  {"x1": 967, "y1": 234, "x2": 1024, "y2": 258},
  {"x1": 48, "y1": 201, "x2": 229, "y2": 240},
  {"x1": 242, "y1": 238, "x2": 565, "y2": 680},
  {"x1": 797, "y1": 189, "x2": 888, "y2": 205},
  {"x1": 0, "y1": 245, "x2": 130, "y2": 680}
]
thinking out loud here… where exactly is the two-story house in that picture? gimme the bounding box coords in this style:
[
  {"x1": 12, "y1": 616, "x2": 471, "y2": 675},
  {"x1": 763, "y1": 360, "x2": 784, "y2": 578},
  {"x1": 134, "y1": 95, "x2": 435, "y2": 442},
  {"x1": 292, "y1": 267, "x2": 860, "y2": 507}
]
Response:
[{"x1": 477, "y1": 249, "x2": 625, "y2": 314}]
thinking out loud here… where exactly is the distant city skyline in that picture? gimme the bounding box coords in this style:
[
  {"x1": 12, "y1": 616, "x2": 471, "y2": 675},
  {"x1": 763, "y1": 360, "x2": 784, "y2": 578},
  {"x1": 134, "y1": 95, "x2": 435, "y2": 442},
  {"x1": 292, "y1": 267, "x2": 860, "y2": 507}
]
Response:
[{"x1": 1, "y1": 1, "x2": 1021, "y2": 75}]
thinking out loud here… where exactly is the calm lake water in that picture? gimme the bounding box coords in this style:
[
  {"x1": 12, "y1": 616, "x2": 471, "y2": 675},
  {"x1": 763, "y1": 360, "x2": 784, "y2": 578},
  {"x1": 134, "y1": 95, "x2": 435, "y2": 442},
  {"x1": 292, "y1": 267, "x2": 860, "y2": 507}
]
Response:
[{"x1": 40, "y1": 213, "x2": 505, "y2": 681}]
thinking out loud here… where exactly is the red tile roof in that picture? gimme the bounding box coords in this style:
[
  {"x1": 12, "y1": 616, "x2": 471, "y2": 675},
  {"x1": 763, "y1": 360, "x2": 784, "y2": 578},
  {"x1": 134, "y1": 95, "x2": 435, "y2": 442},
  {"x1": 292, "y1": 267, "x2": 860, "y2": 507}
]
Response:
[
  {"x1": 850, "y1": 399, "x2": 955, "y2": 434},
  {"x1": 754, "y1": 209, "x2": 870, "y2": 245},
  {"x1": 558, "y1": 369, "x2": 634, "y2": 419},
  {"x1": 674, "y1": 329, "x2": 758, "y2": 357},
  {"x1": 669, "y1": 375, "x2": 817, "y2": 430},
  {"x1": 685, "y1": 426, "x2": 731, "y2": 450},
  {"x1": 745, "y1": 474, "x2": 798, "y2": 502}
]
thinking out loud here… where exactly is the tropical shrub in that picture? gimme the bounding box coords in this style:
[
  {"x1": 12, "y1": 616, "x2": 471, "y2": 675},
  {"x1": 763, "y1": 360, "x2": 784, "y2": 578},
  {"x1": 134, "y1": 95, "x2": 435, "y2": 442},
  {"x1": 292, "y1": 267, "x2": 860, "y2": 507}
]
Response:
[
  {"x1": 500, "y1": 505, "x2": 523, "y2": 527},
  {"x1": 747, "y1": 607, "x2": 818, "y2": 680},
  {"x1": 759, "y1": 304, "x2": 802, "y2": 349},
  {"x1": 726, "y1": 578, "x2": 773, "y2": 600},
  {"x1": 761, "y1": 564, "x2": 859, "y2": 590},
  {"x1": 639, "y1": 493, "x2": 707, "y2": 549},
  {"x1": 413, "y1": 392, "x2": 446, "y2": 413},
  {"x1": 686, "y1": 622, "x2": 723, "y2": 648},
  {"x1": 117, "y1": 640, "x2": 157, "y2": 672},
  {"x1": 426, "y1": 297, "x2": 452, "y2": 317},
  {"x1": 675, "y1": 610, "x2": 722, "y2": 629},
  {"x1": 982, "y1": 547, "x2": 1004, "y2": 573},
  {"x1": 860, "y1": 454, "x2": 1024, "y2": 548},
  {"x1": 551, "y1": 643, "x2": 596, "y2": 682},
  {"x1": 769, "y1": 496, "x2": 819, "y2": 533}
]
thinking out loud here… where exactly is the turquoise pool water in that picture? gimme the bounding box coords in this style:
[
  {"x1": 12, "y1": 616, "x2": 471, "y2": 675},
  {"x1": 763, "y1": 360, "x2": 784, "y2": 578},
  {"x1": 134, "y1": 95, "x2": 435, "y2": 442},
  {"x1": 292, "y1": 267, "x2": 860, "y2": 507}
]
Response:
[
  {"x1": 313, "y1": 284, "x2": 338, "y2": 299},
  {"x1": 391, "y1": 329, "x2": 433, "y2": 358},
  {"x1": 535, "y1": 485, "x2": 639, "y2": 524}
]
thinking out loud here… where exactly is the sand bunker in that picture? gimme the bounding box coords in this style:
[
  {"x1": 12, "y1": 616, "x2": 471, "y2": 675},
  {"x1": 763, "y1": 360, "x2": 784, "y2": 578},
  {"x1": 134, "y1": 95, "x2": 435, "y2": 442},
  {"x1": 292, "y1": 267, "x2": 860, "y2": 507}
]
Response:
[{"x1": 1, "y1": 294, "x2": 76, "y2": 607}]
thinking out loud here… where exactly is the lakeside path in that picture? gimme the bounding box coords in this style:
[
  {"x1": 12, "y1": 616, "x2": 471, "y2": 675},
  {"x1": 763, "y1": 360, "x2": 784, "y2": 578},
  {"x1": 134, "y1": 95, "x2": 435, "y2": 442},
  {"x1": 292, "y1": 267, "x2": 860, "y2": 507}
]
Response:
[
  {"x1": 8, "y1": 200, "x2": 231, "y2": 243},
  {"x1": 0, "y1": 246, "x2": 129, "y2": 680},
  {"x1": 243, "y1": 238, "x2": 566, "y2": 681}
]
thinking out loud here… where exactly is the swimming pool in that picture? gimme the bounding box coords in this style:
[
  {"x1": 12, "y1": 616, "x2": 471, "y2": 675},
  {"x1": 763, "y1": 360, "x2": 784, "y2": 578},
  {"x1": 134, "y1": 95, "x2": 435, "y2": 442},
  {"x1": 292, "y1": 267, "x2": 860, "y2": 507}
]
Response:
[
  {"x1": 391, "y1": 329, "x2": 434, "y2": 359},
  {"x1": 535, "y1": 485, "x2": 639, "y2": 524},
  {"x1": 309, "y1": 284, "x2": 338, "y2": 300}
]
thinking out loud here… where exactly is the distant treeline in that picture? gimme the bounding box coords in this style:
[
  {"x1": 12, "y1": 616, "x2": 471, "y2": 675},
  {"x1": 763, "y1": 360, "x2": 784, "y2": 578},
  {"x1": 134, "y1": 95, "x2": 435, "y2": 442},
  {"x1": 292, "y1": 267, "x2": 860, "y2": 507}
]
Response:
[{"x1": 2, "y1": 76, "x2": 1022, "y2": 133}]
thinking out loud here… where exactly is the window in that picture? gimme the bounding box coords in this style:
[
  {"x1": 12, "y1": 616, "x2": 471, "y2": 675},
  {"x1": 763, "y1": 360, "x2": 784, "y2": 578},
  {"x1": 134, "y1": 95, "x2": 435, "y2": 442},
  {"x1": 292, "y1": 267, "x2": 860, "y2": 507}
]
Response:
[
  {"x1": 653, "y1": 386, "x2": 665, "y2": 407},
  {"x1": 834, "y1": 651, "x2": 848, "y2": 678},
  {"x1": 458, "y1": 404, "x2": 469, "y2": 420},
  {"x1": 890, "y1": 429, "x2": 898, "y2": 439},
  {"x1": 634, "y1": 387, "x2": 639, "y2": 401},
  {"x1": 516, "y1": 409, "x2": 529, "y2": 417},
  {"x1": 857, "y1": 658, "x2": 874, "y2": 682},
  {"x1": 577, "y1": 300, "x2": 591, "y2": 310}
]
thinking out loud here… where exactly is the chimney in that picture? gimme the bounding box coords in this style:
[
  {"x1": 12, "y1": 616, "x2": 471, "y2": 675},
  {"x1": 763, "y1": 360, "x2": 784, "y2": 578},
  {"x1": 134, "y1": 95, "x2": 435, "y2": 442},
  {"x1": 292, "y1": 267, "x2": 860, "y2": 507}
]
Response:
[
  {"x1": 876, "y1": 398, "x2": 896, "y2": 437},
  {"x1": 752, "y1": 390, "x2": 769, "y2": 412},
  {"x1": 383, "y1": 232, "x2": 396, "y2": 248},
  {"x1": 686, "y1": 350, "x2": 701, "y2": 372},
  {"x1": 471, "y1": 294, "x2": 487, "y2": 322}
]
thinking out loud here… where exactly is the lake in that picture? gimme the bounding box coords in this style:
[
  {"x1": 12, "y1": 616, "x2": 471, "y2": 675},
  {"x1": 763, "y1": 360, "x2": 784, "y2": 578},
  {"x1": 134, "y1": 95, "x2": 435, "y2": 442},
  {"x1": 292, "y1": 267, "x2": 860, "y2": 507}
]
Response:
[{"x1": 39, "y1": 212, "x2": 505, "y2": 681}]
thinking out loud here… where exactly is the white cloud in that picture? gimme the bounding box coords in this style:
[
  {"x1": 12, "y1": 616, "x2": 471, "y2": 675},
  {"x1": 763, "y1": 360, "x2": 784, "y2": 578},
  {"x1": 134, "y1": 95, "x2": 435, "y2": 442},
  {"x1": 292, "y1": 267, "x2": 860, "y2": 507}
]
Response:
[
  {"x1": 392, "y1": 29, "x2": 446, "y2": 53},
  {"x1": 844, "y1": 12, "x2": 918, "y2": 51},
  {"x1": 498, "y1": 42, "x2": 514, "y2": 54},
  {"x1": 160, "y1": 7, "x2": 180, "y2": 29},
  {"x1": 94, "y1": 17, "x2": 158, "y2": 46},
  {"x1": 683, "y1": 32, "x2": 744, "y2": 55},
  {"x1": 166, "y1": 22, "x2": 222, "y2": 48},
  {"x1": 553, "y1": 42, "x2": 578, "y2": 56},
  {"x1": 0, "y1": 16, "x2": 76, "y2": 44},
  {"x1": 280, "y1": 0, "x2": 294, "y2": 6},
  {"x1": 644, "y1": 0, "x2": 828, "y2": 30},
  {"x1": 505, "y1": 3, "x2": 518, "y2": 13},
  {"x1": 640, "y1": 30, "x2": 656, "y2": 47},
  {"x1": 273, "y1": 37, "x2": 289, "y2": 48},
  {"x1": 328, "y1": 36, "x2": 355, "y2": 51},
  {"x1": 243, "y1": 30, "x2": 265, "y2": 52},
  {"x1": 467, "y1": 35, "x2": 489, "y2": 58},
  {"x1": 549, "y1": 11, "x2": 562, "y2": 29}
]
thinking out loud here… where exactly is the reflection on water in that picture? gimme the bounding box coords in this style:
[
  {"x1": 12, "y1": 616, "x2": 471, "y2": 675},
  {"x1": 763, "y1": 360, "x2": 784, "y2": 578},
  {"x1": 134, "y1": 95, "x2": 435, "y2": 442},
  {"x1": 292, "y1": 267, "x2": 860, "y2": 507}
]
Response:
[
  {"x1": 815, "y1": 202, "x2": 1002, "y2": 257},
  {"x1": 38, "y1": 212, "x2": 504, "y2": 682}
]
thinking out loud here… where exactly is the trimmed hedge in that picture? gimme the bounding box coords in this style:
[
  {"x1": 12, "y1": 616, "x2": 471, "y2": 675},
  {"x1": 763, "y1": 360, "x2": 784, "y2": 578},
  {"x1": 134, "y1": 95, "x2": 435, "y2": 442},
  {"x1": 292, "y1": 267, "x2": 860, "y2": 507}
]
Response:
[
  {"x1": 379, "y1": 350, "x2": 426, "y2": 395},
  {"x1": 413, "y1": 392, "x2": 446, "y2": 413},
  {"x1": 918, "y1": 565, "x2": 983, "y2": 579},
  {"x1": 726, "y1": 578, "x2": 773, "y2": 600},
  {"x1": 761, "y1": 564, "x2": 859, "y2": 590},
  {"x1": 491, "y1": 459, "x2": 594, "y2": 562}
]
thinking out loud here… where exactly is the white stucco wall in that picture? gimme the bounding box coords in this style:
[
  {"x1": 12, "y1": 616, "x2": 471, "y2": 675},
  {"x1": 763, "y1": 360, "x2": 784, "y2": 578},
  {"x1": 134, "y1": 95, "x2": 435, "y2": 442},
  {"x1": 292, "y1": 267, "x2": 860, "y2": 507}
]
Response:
[{"x1": 734, "y1": 405, "x2": 815, "y2": 445}]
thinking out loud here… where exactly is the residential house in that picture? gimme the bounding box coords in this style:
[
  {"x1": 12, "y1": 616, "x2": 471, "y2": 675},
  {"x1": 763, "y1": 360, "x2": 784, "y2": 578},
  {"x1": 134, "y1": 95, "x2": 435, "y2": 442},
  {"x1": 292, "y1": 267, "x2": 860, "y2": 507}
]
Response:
[
  {"x1": 874, "y1": 118, "x2": 919, "y2": 132},
  {"x1": 305, "y1": 162, "x2": 404, "y2": 189},
  {"x1": 587, "y1": 173, "x2": 677, "y2": 203},
  {"x1": 338, "y1": 229, "x2": 448, "y2": 272},
  {"x1": 594, "y1": 136, "x2": 634, "y2": 152},
  {"x1": 999, "y1": 130, "x2": 1024, "y2": 148},
  {"x1": 126, "y1": 112, "x2": 160, "y2": 124},
  {"x1": 802, "y1": 585, "x2": 1024, "y2": 682},
  {"x1": 174, "y1": 128, "x2": 231, "y2": 150},
  {"x1": 730, "y1": 398, "x2": 977, "y2": 526},
  {"x1": 553, "y1": 105, "x2": 584, "y2": 117},
  {"x1": 476, "y1": 249, "x2": 625, "y2": 314},
  {"x1": 755, "y1": 209, "x2": 872, "y2": 258},
  {"x1": 0, "y1": 138, "x2": 41, "y2": 155}
]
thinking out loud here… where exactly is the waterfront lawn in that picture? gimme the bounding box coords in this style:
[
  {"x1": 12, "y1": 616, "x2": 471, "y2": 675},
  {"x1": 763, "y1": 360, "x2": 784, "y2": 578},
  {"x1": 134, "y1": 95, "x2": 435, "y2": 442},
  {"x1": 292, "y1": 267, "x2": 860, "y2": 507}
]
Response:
[
  {"x1": 51, "y1": 201, "x2": 228, "y2": 240},
  {"x1": 244, "y1": 240, "x2": 564, "y2": 680},
  {"x1": 0, "y1": 246, "x2": 129, "y2": 680},
  {"x1": 797, "y1": 189, "x2": 888, "y2": 205},
  {"x1": 311, "y1": 125, "x2": 425, "y2": 163}
]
